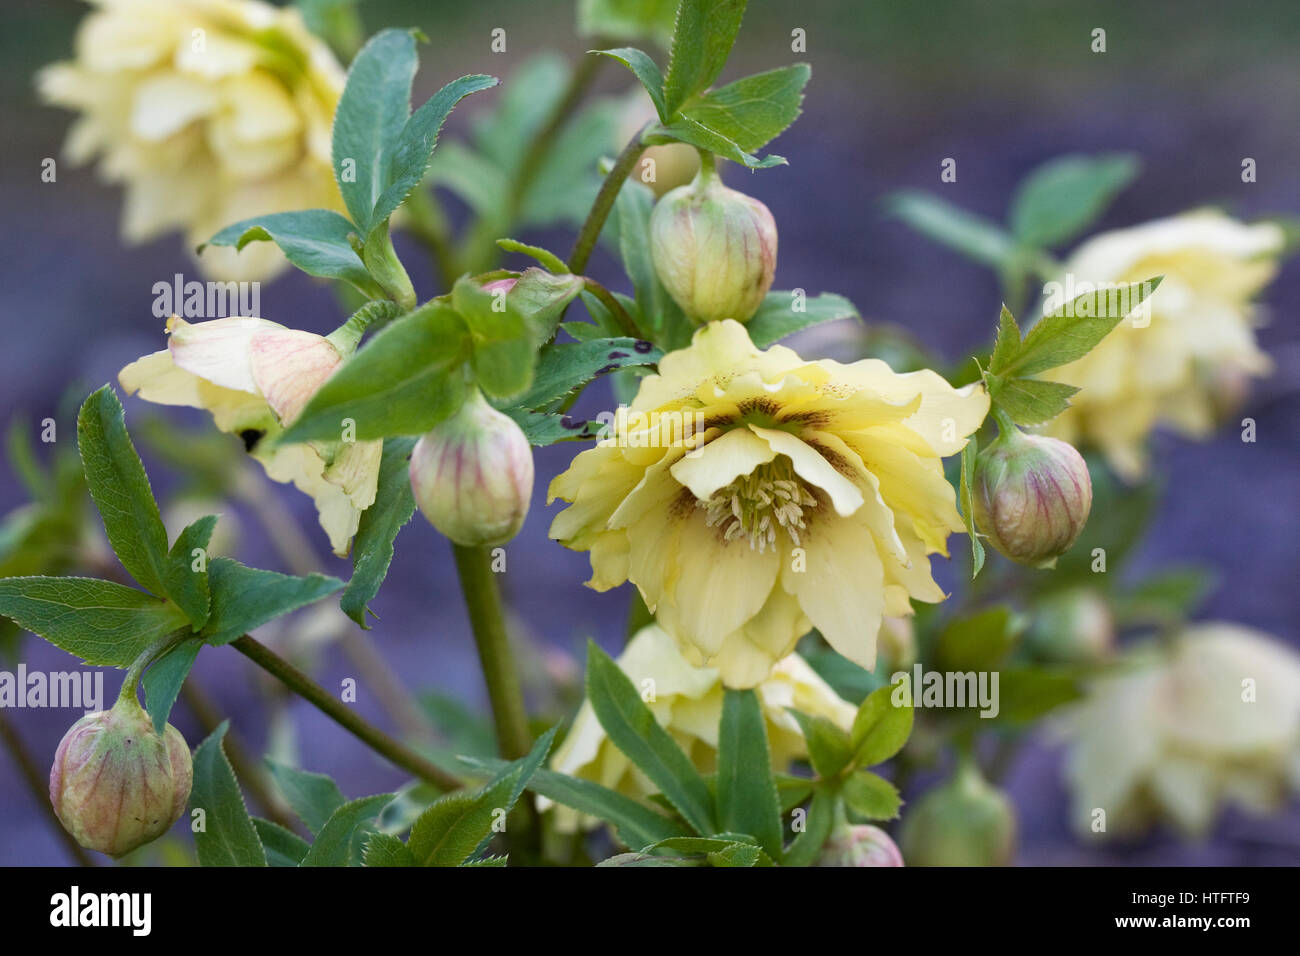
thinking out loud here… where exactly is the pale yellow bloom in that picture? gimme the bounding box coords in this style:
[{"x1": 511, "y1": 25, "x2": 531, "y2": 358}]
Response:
[
  {"x1": 545, "y1": 623, "x2": 856, "y2": 831},
  {"x1": 1062, "y1": 622, "x2": 1300, "y2": 838},
  {"x1": 549, "y1": 319, "x2": 988, "y2": 687},
  {"x1": 1041, "y1": 211, "x2": 1283, "y2": 479},
  {"x1": 39, "y1": 0, "x2": 345, "y2": 281},
  {"x1": 119, "y1": 316, "x2": 381, "y2": 556}
]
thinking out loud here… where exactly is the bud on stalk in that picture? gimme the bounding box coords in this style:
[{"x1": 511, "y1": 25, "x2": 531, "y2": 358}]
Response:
[
  {"x1": 972, "y1": 423, "x2": 1092, "y2": 568},
  {"x1": 649, "y1": 152, "x2": 777, "y2": 324},
  {"x1": 816, "y1": 822, "x2": 905, "y2": 867},
  {"x1": 899, "y1": 761, "x2": 1017, "y2": 867},
  {"x1": 49, "y1": 695, "x2": 192, "y2": 857},
  {"x1": 410, "y1": 387, "x2": 534, "y2": 547}
]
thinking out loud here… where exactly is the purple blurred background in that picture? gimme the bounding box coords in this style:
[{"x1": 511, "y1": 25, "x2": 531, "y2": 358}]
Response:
[{"x1": 2, "y1": 0, "x2": 1297, "y2": 865}]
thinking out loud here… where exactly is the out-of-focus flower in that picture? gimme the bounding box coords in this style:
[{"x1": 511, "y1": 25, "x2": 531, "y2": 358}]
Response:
[
  {"x1": 119, "y1": 315, "x2": 381, "y2": 555},
  {"x1": 544, "y1": 623, "x2": 855, "y2": 831},
  {"x1": 1041, "y1": 211, "x2": 1284, "y2": 479},
  {"x1": 1062, "y1": 622, "x2": 1300, "y2": 837},
  {"x1": 973, "y1": 427, "x2": 1092, "y2": 569},
  {"x1": 650, "y1": 161, "x2": 777, "y2": 324},
  {"x1": 409, "y1": 388, "x2": 534, "y2": 547},
  {"x1": 617, "y1": 92, "x2": 700, "y2": 198},
  {"x1": 39, "y1": 0, "x2": 346, "y2": 281},
  {"x1": 1026, "y1": 587, "x2": 1114, "y2": 664},
  {"x1": 50, "y1": 695, "x2": 192, "y2": 857},
  {"x1": 899, "y1": 761, "x2": 1017, "y2": 866},
  {"x1": 817, "y1": 822, "x2": 905, "y2": 867},
  {"x1": 549, "y1": 320, "x2": 988, "y2": 687}
]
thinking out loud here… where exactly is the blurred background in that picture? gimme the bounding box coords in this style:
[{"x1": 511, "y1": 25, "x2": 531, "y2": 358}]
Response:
[{"x1": 1, "y1": 0, "x2": 1297, "y2": 865}]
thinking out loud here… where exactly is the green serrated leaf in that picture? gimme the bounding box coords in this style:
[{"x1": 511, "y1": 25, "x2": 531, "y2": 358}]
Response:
[
  {"x1": 988, "y1": 305, "x2": 1022, "y2": 374},
  {"x1": 203, "y1": 211, "x2": 384, "y2": 298},
  {"x1": 579, "y1": 0, "x2": 678, "y2": 46},
  {"x1": 679, "y1": 64, "x2": 809, "y2": 153},
  {"x1": 717, "y1": 689, "x2": 783, "y2": 860},
  {"x1": 842, "y1": 770, "x2": 902, "y2": 821},
  {"x1": 142, "y1": 636, "x2": 202, "y2": 735},
  {"x1": 407, "y1": 773, "x2": 517, "y2": 867},
  {"x1": 77, "y1": 386, "x2": 169, "y2": 596},
  {"x1": 787, "y1": 709, "x2": 852, "y2": 779},
  {"x1": 584, "y1": 640, "x2": 716, "y2": 835},
  {"x1": 849, "y1": 684, "x2": 913, "y2": 768},
  {"x1": 363, "y1": 832, "x2": 417, "y2": 867},
  {"x1": 191, "y1": 722, "x2": 267, "y2": 867},
  {"x1": 595, "y1": 47, "x2": 667, "y2": 120},
  {"x1": 265, "y1": 759, "x2": 346, "y2": 836},
  {"x1": 959, "y1": 438, "x2": 985, "y2": 578},
  {"x1": 0, "y1": 576, "x2": 189, "y2": 667},
  {"x1": 661, "y1": 0, "x2": 747, "y2": 116},
  {"x1": 884, "y1": 191, "x2": 1016, "y2": 268},
  {"x1": 341, "y1": 437, "x2": 416, "y2": 628},
  {"x1": 163, "y1": 515, "x2": 216, "y2": 629},
  {"x1": 199, "y1": 558, "x2": 342, "y2": 646},
  {"x1": 300, "y1": 794, "x2": 395, "y2": 866},
  {"x1": 252, "y1": 817, "x2": 311, "y2": 867},
  {"x1": 1009, "y1": 153, "x2": 1140, "y2": 247},
  {"x1": 466, "y1": 726, "x2": 557, "y2": 861},
  {"x1": 988, "y1": 375, "x2": 1080, "y2": 426},
  {"x1": 279, "y1": 301, "x2": 469, "y2": 444},
  {"x1": 646, "y1": 115, "x2": 786, "y2": 169},
  {"x1": 498, "y1": 268, "x2": 587, "y2": 348},
  {"x1": 745, "y1": 290, "x2": 861, "y2": 348},
  {"x1": 504, "y1": 337, "x2": 661, "y2": 413},
  {"x1": 781, "y1": 789, "x2": 835, "y2": 868}
]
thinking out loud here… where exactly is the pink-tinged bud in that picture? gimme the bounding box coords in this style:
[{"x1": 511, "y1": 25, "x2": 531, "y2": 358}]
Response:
[
  {"x1": 900, "y1": 764, "x2": 1017, "y2": 867},
  {"x1": 49, "y1": 696, "x2": 192, "y2": 857},
  {"x1": 817, "y1": 823, "x2": 905, "y2": 867},
  {"x1": 481, "y1": 277, "x2": 518, "y2": 296},
  {"x1": 409, "y1": 388, "x2": 534, "y2": 546},
  {"x1": 973, "y1": 427, "x2": 1092, "y2": 569},
  {"x1": 649, "y1": 159, "x2": 777, "y2": 324}
]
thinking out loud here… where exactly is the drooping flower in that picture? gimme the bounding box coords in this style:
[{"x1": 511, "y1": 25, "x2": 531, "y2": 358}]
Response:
[
  {"x1": 38, "y1": 0, "x2": 346, "y2": 281},
  {"x1": 1061, "y1": 622, "x2": 1300, "y2": 838},
  {"x1": 1040, "y1": 211, "x2": 1284, "y2": 479},
  {"x1": 544, "y1": 623, "x2": 855, "y2": 831},
  {"x1": 119, "y1": 315, "x2": 381, "y2": 555},
  {"x1": 549, "y1": 319, "x2": 989, "y2": 687}
]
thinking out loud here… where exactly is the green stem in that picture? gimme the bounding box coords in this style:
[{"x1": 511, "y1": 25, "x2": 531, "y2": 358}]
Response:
[
  {"x1": 117, "y1": 632, "x2": 186, "y2": 706},
  {"x1": 450, "y1": 544, "x2": 532, "y2": 760},
  {"x1": 582, "y1": 277, "x2": 643, "y2": 338},
  {"x1": 231, "y1": 635, "x2": 460, "y2": 792},
  {"x1": 567, "y1": 128, "x2": 648, "y2": 275},
  {"x1": 990, "y1": 405, "x2": 1018, "y2": 438}
]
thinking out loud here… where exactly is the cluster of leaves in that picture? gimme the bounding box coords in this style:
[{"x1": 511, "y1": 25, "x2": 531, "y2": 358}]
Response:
[{"x1": 0, "y1": 388, "x2": 342, "y2": 733}]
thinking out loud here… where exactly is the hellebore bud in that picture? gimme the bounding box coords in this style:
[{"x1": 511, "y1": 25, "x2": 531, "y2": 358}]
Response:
[
  {"x1": 816, "y1": 823, "x2": 905, "y2": 867},
  {"x1": 409, "y1": 387, "x2": 534, "y2": 546},
  {"x1": 972, "y1": 426, "x2": 1092, "y2": 568},
  {"x1": 649, "y1": 155, "x2": 777, "y2": 324},
  {"x1": 49, "y1": 696, "x2": 192, "y2": 857},
  {"x1": 899, "y1": 763, "x2": 1016, "y2": 867},
  {"x1": 1026, "y1": 587, "x2": 1115, "y2": 664}
]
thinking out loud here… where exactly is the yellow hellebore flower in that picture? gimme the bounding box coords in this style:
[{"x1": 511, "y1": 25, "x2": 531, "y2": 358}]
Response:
[
  {"x1": 119, "y1": 315, "x2": 381, "y2": 556},
  {"x1": 1062, "y1": 622, "x2": 1300, "y2": 838},
  {"x1": 549, "y1": 319, "x2": 989, "y2": 687},
  {"x1": 1040, "y1": 211, "x2": 1283, "y2": 480},
  {"x1": 544, "y1": 623, "x2": 856, "y2": 832},
  {"x1": 39, "y1": 0, "x2": 346, "y2": 281}
]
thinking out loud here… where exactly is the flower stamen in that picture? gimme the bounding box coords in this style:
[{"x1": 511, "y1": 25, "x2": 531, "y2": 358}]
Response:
[{"x1": 698, "y1": 458, "x2": 817, "y2": 552}]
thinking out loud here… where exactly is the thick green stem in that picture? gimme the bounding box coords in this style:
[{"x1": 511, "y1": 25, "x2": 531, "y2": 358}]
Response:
[
  {"x1": 583, "y1": 277, "x2": 643, "y2": 338},
  {"x1": 231, "y1": 635, "x2": 460, "y2": 792},
  {"x1": 451, "y1": 544, "x2": 531, "y2": 760},
  {"x1": 568, "y1": 129, "x2": 648, "y2": 275}
]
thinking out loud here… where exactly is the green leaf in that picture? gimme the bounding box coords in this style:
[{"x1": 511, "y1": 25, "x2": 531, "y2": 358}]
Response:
[
  {"x1": 199, "y1": 558, "x2": 342, "y2": 647},
  {"x1": 203, "y1": 211, "x2": 383, "y2": 298},
  {"x1": 646, "y1": 115, "x2": 786, "y2": 169},
  {"x1": 584, "y1": 640, "x2": 716, "y2": 835},
  {"x1": 496, "y1": 268, "x2": 587, "y2": 349},
  {"x1": 370, "y1": 74, "x2": 499, "y2": 230},
  {"x1": 1009, "y1": 153, "x2": 1140, "y2": 247},
  {"x1": 995, "y1": 667, "x2": 1082, "y2": 725},
  {"x1": 787, "y1": 709, "x2": 852, "y2": 779},
  {"x1": 500, "y1": 408, "x2": 605, "y2": 446},
  {"x1": 935, "y1": 606, "x2": 1020, "y2": 673},
  {"x1": 505, "y1": 337, "x2": 661, "y2": 412},
  {"x1": 578, "y1": 0, "x2": 678, "y2": 45},
  {"x1": 661, "y1": 0, "x2": 747, "y2": 116},
  {"x1": 745, "y1": 290, "x2": 861, "y2": 348},
  {"x1": 988, "y1": 305, "x2": 1022, "y2": 375},
  {"x1": 959, "y1": 437, "x2": 985, "y2": 578},
  {"x1": 775, "y1": 774, "x2": 814, "y2": 814},
  {"x1": 595, "y1": 47, "x2": 667, "y2": 120},
  {"x1": 495, "y1": 238, "x2": 568, "y2": 274},
  {"x1": 1002, "y1": 277, "x2": 1162, "y2": 378},
  {"x1": 142, "y1": 637, "x2": 202, "y2": 735},
  {"x1": 849, "y1": 684, "x2": 913, "y2": 768},
  {"x1": 466, "y1": 726, "x2": 557, "y2": 860},
  {"x1": 340, "y1": 437, "x2": 416, "y2": 628},
  {"x1": 363, "y1": 832, "x2": 417, "y2": 867},
  {"x1": 279, "y1": 301, "x2": 469, "y2": 444},
  {"x1": 642, "y1": 836, "x2": 769, "y2": 867},
  {"x1": 884, "y1": 191, "x2": 1016, "y2": 268},
  {"x1": 300, "y1": 794, "x2": 395, "y2": 866},
  {"x1": 781, "y1": 789, "x2": 835, "y2": 868},
  {"x1": 407, "y1": 771, "x2": 519, "y2": 867},
  {"x1": 331, "y1": 28, "x2": 418, "y2": 234},
  {"x1": 452, "y1": 278, "x2": 539, "y2": 401},
  {"x1": 598, "y1": 851, "x2": 700, "y2": 866},
  {"x1": 163, "y1": 515, "x2": 216, "y2": 629},
  {"x1": 77, "y1": 386, "x2": 169, "y2": 596},
  {"x1": 0, "y1": 576, "x2": 189, "y2": 667},
  {"x1": 191, "y1": 722, "x2": 267, "y2": 867},
  {"x1": 987, "y1": 375, "x2": 1080, "y2": 426},
  {"x1": 265, "y1": 760, "x2": 346, "y2": 836},
  {"x1": 252, "y1": 817, "x2": 311, "y2": 867},
  {"x1": 1116, "y1": 567, "x2": 1215, "y2": 626},
  {"x1": 841, "y1": 770, "x2": 902, "y2": 821},
  {"x1": 679, "y1": 64, "x2": 809, "y2": 153},
  {"x1": 717, "y1": 689, "x2": 783, "y2": 860}
]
